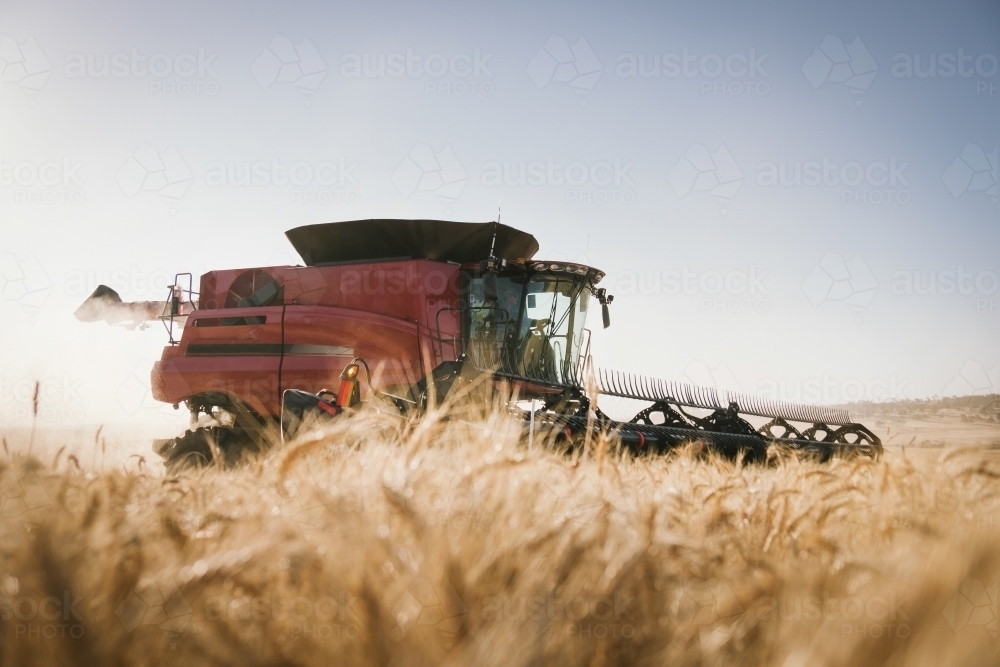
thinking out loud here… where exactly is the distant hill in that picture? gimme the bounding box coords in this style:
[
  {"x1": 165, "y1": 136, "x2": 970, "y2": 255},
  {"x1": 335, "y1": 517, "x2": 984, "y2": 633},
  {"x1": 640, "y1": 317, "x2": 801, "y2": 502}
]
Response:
[
  {"x1": 835, "y1": 395, "x2": 1000, "y2": 421},
  {"x1": 831, "y1": 395, "x2": 1000, "y2": 449}
]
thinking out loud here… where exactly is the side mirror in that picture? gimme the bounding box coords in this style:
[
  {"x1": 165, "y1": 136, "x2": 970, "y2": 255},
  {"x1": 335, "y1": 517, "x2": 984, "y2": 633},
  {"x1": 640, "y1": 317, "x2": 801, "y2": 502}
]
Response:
[{"x1": 594, "y1": 288, "x2": 614, "y2": 329}]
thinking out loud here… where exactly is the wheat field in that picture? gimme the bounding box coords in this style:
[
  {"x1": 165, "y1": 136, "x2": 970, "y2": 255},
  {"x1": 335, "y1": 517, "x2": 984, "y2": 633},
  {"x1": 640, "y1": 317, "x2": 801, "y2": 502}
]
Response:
[{"x1": 2, "y1": 401, "x2": 999, "y2": 666}]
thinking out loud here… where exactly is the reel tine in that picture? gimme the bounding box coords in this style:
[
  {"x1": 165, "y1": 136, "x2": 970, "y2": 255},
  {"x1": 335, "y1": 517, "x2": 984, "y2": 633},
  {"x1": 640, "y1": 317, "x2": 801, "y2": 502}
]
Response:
[{"x1": 595, "y1": 367, "x2": 856, "y2": 425}]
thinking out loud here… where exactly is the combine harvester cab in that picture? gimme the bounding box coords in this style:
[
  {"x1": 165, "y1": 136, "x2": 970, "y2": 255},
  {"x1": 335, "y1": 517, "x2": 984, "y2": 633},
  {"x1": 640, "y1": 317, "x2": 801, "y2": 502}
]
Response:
[{"x1": 76, "y1": 219, "x2": 881, "y2": 468}]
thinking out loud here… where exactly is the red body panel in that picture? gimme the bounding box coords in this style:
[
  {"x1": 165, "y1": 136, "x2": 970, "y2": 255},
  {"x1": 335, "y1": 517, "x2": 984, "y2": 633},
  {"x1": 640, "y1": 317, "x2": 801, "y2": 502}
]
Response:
[{"x1": 151, "y1": 259, "x2": 462, "y2": 417}]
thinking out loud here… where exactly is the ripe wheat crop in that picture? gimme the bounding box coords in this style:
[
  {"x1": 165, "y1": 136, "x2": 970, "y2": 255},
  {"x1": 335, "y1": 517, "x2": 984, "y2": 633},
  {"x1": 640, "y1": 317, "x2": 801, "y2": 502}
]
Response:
[{"x1": 1, "y1": 403, "x2": 999, "y2": 666}]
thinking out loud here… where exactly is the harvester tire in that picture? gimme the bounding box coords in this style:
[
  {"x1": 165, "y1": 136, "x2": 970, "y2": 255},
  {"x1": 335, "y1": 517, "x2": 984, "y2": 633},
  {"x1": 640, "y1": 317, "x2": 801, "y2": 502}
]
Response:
[{"x1": 161, "y1": 425, "x2": 263, "y2": 471}]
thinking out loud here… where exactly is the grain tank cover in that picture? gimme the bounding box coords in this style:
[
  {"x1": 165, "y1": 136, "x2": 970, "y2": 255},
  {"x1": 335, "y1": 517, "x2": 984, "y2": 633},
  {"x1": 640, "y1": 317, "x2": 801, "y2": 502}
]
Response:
[{"x1": 285, "y1": 219, "x2": 539, "y2": 266}]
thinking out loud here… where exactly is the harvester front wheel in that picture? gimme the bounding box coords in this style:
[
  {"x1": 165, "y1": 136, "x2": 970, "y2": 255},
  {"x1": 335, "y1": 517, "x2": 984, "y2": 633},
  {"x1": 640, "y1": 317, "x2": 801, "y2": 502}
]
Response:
[{"x1": 160, "y1": 424, "x2": 263, "y2": 471}]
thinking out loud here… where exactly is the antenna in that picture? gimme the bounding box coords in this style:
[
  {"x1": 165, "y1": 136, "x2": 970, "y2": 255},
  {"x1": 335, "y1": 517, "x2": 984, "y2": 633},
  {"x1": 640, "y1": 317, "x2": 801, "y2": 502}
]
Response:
[{"x1": 488, "y1": 199, "x2": 500, "y2": 259}]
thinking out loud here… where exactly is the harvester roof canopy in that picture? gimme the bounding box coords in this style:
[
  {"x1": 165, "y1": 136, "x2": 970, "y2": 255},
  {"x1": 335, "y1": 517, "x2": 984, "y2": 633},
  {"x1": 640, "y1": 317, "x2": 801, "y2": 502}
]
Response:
[{"x1": 285, "y1": 219, "x2": 540, "y2": 266}]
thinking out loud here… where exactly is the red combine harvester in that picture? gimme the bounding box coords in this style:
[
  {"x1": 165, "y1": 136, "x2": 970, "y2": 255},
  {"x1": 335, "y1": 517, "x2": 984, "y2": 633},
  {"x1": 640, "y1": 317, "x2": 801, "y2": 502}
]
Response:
[{"x1": 76, "y1": 219, "x2": 881, "y2": 468}]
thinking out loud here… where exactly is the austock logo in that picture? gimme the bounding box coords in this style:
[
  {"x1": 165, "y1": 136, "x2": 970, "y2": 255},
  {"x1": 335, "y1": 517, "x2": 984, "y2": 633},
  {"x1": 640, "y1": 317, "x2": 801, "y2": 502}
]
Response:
[
  {"x1": 667, "y1": 143, "x2": 743, "y2": 213},
  {"x1": 802, "y1": 35, "x2": 878, "y2": 106},
  {"x1": 480, "y1": 156, "x2": 635, "y2": 205},
  {"x1": 116, "y1": 143, "x2": 193, "y2": 212},
  {"x1": 480, "y1": 591, "x2": 635, "y2": 639},
  {"x1": 753, "y1": 592, "x2": 910, "y2": 638},
  {"x1": 756, "y1": 156, "x2": 911, "y2": 205},
  {"x1": 676, "y1": 579, "x2": 743, "y2": 626},
  {"x1": 942, "y1": 360, "x2": 1000, "y2": 434},
  {"x1": 1, "y1": 156, "x2": 85, "y2": 205},
  {"x1": 1, "y1": 372, "x2": 86, "y2": 425},
  {"x1": 0, "y1": 252, "x2": 52, "y2": 324},
  {"x1": 527, "y1": 34, "x2": 603, "y2": 104},
  {"x1": 890, "y1": 267, "x2": 998, "y2": 314},
  {"x1": 203, "y1": 589, "x2": 361, "y2": 641},
  {"x1": 0, "y1": 34, "x2": 52, "y2": 99},
  {"x1": 1, "y1": 577, "x2": 85, "y2": 641},
  {"x1": 943, "y1": 143, "x2": 998, "y2": 206},
  {"x1": 390, "y1": 577, "x2": 467, "y2": 647},
  {"x1": 0, "y1": 466, "x2": 54, "y2": 528},
  {"x1": 252, "y1": 35, "x2": 327, "y2": 96},
  {"x1": 944, "y1": 360, "x2": 1000, "y2": 398},
  {"x1": 204, "y1": 157, "x2": 361, "y2": 205},
  {"x1": 392, "y1": 143, "x2": 468, "y2": 203},
  {"x1": 891, "y1": 49, "x2": 999, "y2": 95},
  {"x1": 338, "y1": 47, "x2": 494, "y2": 96},
  {"x1": 681, "y1": 360, "x2": 743, "y2": 394},
  {"x1": 116, "y1": 577, "x2": 193, "y2": 647},
  {"x1": 115, "y1": 360, "x2": 174, "y2": 417},
  {"x1": 64, "y1": 47, "x2": 220, "y2": 96},
  {"x1": 540, "y1": 474, "x2": 603, "y2": 526},
  {"x1": 615, "y1": 47, "x2": 770, "y2": 97},
  {"x1": 801, "y1": 252, "x2": 878, "y2": 322},
  {"x1": 756, "y1": 374, "x2": 910, "y2": 404},
  {"x1": 63, "y1": 264, "x2": 205, "y2": 302},
  {"x1": 612, "y1": 266, "x2": 770, "y2": 314},
  {"x1": 942, "y1": 578, "x2": 997, "y2": 637}
]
